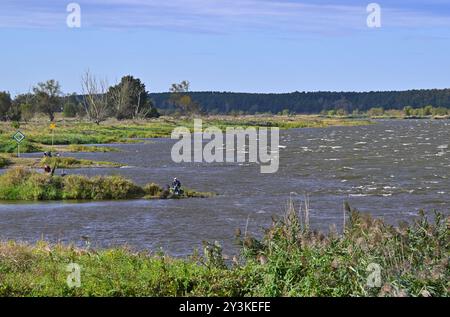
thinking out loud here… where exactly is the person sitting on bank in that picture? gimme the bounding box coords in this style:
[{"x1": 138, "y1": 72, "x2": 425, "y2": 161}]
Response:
[
  {"x1": 44, "y1": 165, "x2": 51, "y2": 173},
  {"x1": 172, "y1": 177, "x2": 181, "y2": 194}
]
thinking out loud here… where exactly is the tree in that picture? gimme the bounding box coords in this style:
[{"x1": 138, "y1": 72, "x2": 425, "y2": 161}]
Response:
[
  {"x1": 0, "y1": 91, "x2": 12, "y2": 121},
  {"x1": 62, "y1": 93, "x2": 83, "y2": 118},
  {"x1": 423, "y1": 105, "x2": 433, "y2": 116},
  {"x1": 169, "y1": 80, "x2": 200, "y2": 116},
  {"x1": 7, "y1": 104, "x2": 21, "y2": 122},
  {"x1": 63, "y1": 101, "x2": 79, "y2": 118},
  {"x1": 367, "y1": 107, "x2": 384, "y2": 117},
  {"x1": 14, "y1": 93, "x2": 36, "y2": 122},
  {"x1": 108, "y1": 75, "x2": 159, "y2": 120},
  {"x1": 33, "y1": 80, "x2": 62, "y2": 121},
  {"x1": 404, "y1": 106, "x2": 413, "y2": 117},
  {"x1": 20, "y1": 103, "x2": 34, "y2": 122},
  {"x1": 81, "y1": 71, "x2": 111, "y2": 125},
  {"x1": 433, "y1": 107, "x2": 448, "y2": 116}
]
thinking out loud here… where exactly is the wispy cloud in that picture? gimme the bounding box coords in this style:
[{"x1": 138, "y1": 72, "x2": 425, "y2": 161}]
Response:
[{"x1": 1, "y1": 0, "x2": 450, "y2": 35}]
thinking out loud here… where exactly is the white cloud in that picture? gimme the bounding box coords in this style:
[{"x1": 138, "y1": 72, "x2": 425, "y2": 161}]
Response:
[{"x1": 1, "y1": 0, "x2": 449, "y2": 35}]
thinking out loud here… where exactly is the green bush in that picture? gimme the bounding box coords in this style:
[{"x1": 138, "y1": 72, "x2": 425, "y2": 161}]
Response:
[
  {"x1": 0, "y1": 157, "x2": 11, "y2": 168},
  {"x1": 0, "y1": 168, "x2": 63, "y2": 200},
  {"x1": 143, "y1": 183, "x2": 162, "y2": 197},
  {"x1": 21, "y1": 173, "x2": 63, "y2": 200},
  {"x1": 0, "y1": 168, "x2": 212, "y2": 202},
  {"x1": 89, "y1": 176, "x2": 144, "y2": 200},
  {"x1": 0, "y1": 169, "x2": 142, "y2": 201},
  {"x1": 62, "y1": 175, "x2": 93, "y2": 200}
]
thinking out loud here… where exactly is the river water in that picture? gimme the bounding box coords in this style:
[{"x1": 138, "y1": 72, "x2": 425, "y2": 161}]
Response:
[{"x1": 0, "y1": 120, "x2": 448, "y2": 256}]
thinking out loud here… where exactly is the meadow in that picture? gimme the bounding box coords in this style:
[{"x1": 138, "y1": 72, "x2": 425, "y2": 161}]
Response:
[{"x1": 0, "y1": 115, "x2": 371, "y2": 155}]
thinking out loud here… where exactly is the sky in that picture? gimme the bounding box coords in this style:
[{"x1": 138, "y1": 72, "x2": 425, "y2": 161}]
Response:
[{"x1": 1, "y1": 0, "x2": 450, "y2": 95}]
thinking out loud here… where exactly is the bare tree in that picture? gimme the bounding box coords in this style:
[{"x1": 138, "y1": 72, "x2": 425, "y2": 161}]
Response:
[
  {"x1": 81, "y1": 71, "x2": 110, "y2": 125},
  {"x1": 169, "y1": 80, "x2": 200, "y2": 116}
]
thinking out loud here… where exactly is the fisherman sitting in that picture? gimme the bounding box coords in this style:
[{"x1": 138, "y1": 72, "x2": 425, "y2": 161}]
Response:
[
  {"x1": 44, "y1": 165, "x2": 51, "y2": 173},
  {"x1": 171, "y1": 177, "x2": 182, "y2": 195}
]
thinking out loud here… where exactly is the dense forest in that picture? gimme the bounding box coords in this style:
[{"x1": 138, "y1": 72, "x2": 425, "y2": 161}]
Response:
[
  {"x1": 150, "y1": 89, "x2": 450, "y2": 114},
  {"x1": 2, "y1": 77, "x2": 450, "y2": 122}
]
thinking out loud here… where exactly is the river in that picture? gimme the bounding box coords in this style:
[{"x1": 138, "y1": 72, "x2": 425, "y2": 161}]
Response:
[{"x1": 0, "y1": 119, "x2": 448, "y2": 256}]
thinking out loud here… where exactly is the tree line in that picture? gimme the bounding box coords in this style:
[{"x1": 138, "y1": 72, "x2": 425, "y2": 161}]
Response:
[
  {"x1": 0, "y1": 72, "x2": 160, "y2": 123},
  {"x1": 2, "y1": 76, "x2": 450, "y2": 121},
  {"x1": 151, "y1": 89, "x2": 450, "y2": 115}
]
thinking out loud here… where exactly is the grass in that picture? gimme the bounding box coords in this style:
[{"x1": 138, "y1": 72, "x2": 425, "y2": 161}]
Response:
[
  {"x1": 0, "y1": 115, "x2": 371, "y2": 156},
  {"x1": 0, "y1": 139, "x2": 42, "y2": 154},
  {"x1": 0, "y1": 203, "x2": 447, "y2": 297},
  {"x1": 0, "y1": 155, "x2": 122, "y2": 169},
  {"x1": 40, "y1": 156, "x2": 122, "y2": 168},
  {"x1": 66, "y1": 145, "x2": 118, "y2": 153},
  {"x1": 0, "y1": 168, "x2": 214, "y2": 201}
]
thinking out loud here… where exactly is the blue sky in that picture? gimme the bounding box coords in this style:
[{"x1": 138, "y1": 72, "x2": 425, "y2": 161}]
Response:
[{"x1": 1, "y1": 0, "x2": 450, "y2": 95}]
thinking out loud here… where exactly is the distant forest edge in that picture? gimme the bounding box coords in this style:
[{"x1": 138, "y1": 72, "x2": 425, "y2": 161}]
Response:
[
  {"x1": 150, "y1": 89, "x2": 450, "y2": 114},
  {"x1": 2, "y1": 75, "x2": 450, "y2": 123}
]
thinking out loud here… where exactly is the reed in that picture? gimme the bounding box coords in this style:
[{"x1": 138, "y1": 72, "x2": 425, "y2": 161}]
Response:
[{"x1": 0, "y1": 207, "x2": 446, "y2": 297}]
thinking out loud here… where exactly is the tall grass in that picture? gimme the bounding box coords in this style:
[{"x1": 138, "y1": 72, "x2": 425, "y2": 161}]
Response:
[
  {"x1": 0, "y1": 206, "x2": 447, "y2": 297},
  {"x1": 0, "y1": 168, "x2": 214, "y2": 201},
  {"x1": 0, "y1": 168, "x2": 143, "y2": 201},
  {"x1": 237, "y1": 202, "x2": 449, "y2": 296}
]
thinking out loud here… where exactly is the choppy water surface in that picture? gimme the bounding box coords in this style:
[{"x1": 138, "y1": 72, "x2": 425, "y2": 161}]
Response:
[{"x1": 0, "y1": 120, "x2": 448, "y2": 256}]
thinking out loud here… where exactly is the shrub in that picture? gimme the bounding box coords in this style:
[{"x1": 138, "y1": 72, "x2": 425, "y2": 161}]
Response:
[
  {"x1": 90, "y1": 176, "x2": 144, "y2": 200},
  {"x1": 0, "y1": 157, "x2": 11, "y2": 168},
  {"x1": 21, "y1": 173, "x2": 63, "y2": 200},
  {"x1": 0, "y1": 168, "x2": 211, "y2": 201},
  {"x1": 143, "y1": 183, "x2": 162, "y2": 197},
  {"x1": 0, "y1": 168, "x2": 63, "y2": 200},
  {"x1": 0, "y1": 167, "x2": 31, "y2": 186},
  {"x1": 62, "y1": 175, "x2": 93, "y2": 200}
]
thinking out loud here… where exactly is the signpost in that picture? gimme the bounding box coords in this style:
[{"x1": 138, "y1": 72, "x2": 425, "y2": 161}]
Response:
[
  {"x1": 50, "y1": 123, "x2": 56, "y2": 148},
  {"x1": 13, "y1": 131, "x2": 25, "y2": 157}
]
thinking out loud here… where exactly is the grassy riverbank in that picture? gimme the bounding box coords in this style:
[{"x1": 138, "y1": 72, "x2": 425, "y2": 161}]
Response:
[
  {"x1": 0, "y1": 155, "x2": 122, "y2": 169},
  {"x1": 0, "y1": 168, "x2": 213, "y2": 201},
  {"x1": 0, "y1": 115, "x2": 371, "y2": 155},
  {"x1": 0, "y1": 205, "x2": 447, "y2": 297}
]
